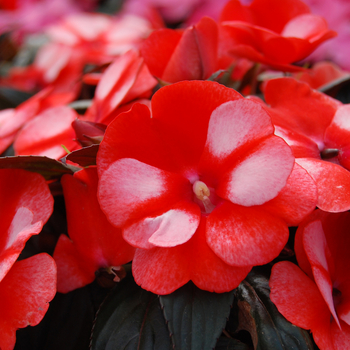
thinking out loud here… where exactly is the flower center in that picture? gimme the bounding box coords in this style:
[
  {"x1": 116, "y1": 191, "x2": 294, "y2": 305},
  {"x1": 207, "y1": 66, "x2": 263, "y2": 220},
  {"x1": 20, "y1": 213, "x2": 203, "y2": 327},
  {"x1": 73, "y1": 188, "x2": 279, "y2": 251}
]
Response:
[{"x1": 193, "y1": 180, "x2": 216, "y2": 214}]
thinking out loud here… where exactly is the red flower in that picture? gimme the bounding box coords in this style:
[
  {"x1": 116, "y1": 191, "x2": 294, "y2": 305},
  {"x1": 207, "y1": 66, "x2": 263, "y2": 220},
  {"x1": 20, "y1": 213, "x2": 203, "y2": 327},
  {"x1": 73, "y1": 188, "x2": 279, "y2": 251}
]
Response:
[
  {"x1": 53, "y1": 167, "x2": 135, "y2": 293},
  {"x1": 97, "y1": 80, "x2": 317, "y2": 294},
  {"x1": 263, "y1": 77, "x2": 350, "y2": 212},
  {"x1": 0, "y1": 85, "x2": 77, "y2": 155},
  {"x1": 220, "y1": 0, "x2": 337, "y2": 71},
  {"x1": 141, "y1": 17, "x2": 219, "y2": 83},
  {"x1": 270, "y1": 210, "x2": 350, "y2": 350},
  {"x1": 0, "y1": 169, "x2": 56, "y2": 350}
]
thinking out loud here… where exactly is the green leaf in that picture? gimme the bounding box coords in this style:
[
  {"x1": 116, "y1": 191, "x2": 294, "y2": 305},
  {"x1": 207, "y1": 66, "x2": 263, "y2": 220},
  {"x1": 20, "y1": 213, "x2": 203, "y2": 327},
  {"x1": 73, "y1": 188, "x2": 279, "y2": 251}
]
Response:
[
  {"x1": 91, "y1": 271, "x2": 172, "y2": 350},
  {"x1": 235, "y1": 271, "x2": 314, "y2": 350},
  {"x1": 0, "y1": 155, "x2": 79, "y2": 180},
  {"x1": 159, "y1": 281, "x2": 234, "y2": 350}
]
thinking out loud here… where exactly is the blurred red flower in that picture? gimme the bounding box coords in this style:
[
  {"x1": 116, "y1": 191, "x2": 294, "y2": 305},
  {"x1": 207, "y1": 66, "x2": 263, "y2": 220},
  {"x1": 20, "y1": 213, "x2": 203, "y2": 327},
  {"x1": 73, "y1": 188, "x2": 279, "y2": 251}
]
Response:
[{"x1": 220, "y1": 0, "x2": 336, "y2": 71}]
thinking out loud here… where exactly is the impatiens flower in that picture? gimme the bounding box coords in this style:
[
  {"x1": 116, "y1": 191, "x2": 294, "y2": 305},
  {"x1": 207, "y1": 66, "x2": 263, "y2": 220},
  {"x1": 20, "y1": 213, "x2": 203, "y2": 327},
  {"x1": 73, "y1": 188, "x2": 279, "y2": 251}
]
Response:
[
  {"x1": 141, "y1": 16, "x2": 219, "y2": 83},
  {"x1": 219, "y1": 0, "x2": 337, "y2": 71},
  {"x1": 0, "y1": 168, "x2": 56, "y2": 350},
  {"x1": 263, "y1": 77, "x2": 350, "y2": 212},
  {"x1": 53, "y1": 167, "x2": 135, "y2": 293},
  {"x1": 270, "y1": 210, "x2": 350, "y2": 350},
  {"x1": 97, "y1": 80, "x2": 317, "y2": 294}
]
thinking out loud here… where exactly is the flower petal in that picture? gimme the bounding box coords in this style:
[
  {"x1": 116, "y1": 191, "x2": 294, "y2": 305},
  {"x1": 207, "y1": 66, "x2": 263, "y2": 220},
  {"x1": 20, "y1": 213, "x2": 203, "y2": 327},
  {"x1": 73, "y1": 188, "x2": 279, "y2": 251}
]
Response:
[
  {"x1": 262, "y1": 162, "x2": 317, "y2": 226},
  {"x1": 53, "y1": 234, "x2": 95, "y2": 294},
  {"x1": 303, "y1": 220, "x2": 340, "y2": 327},
  {"x1": 98, "y1": 158, "x2": 190, "y2": 227},
  {"x1": 0, "y1": 207, "x2": 42, "y2": 281},
  {"x1": 217, "y1": 136, "x2": 294, "y2": 206},
  {"x1": 296, "y1": 158, "x2": 350, "y2": 212},
  {"x1": 207, "y1": 99, "x2": 273, "y2": 156},
  {"x1": 190, "y1": 218, "x2": 251, "y2": 292},
  {"x1": 270, "y1": 261, "x2": 330, "y2": 331},
  {"x1": 132, "y1": 245, "x2": 190, "y2": 295},
  {"x1": 123, "y1": 200, "x2": 200, "y2": 249},
  {"x1": 206, "y1": 202, "x2": 288, "y2": 266},
  {"x1": 0, "y1": 254, "x2": 56, "y2": 350}
]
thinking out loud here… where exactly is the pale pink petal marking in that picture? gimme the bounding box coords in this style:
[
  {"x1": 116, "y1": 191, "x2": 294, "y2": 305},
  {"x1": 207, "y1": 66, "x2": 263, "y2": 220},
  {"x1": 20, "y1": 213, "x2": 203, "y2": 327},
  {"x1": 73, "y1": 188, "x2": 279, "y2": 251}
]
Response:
[
  {"x1": 99, "y1": 158, "x2": 168, "y2": 227},
  {"x1": 123, "y1": 201, "x2": 200, "y2": 249},
  {"x1": 206, "y1": 99, "x2": 273, "y2": 159},
  {"x1": 303, "y1": 221, "x2": 340, "y2": 328},
  {"x1": 218, "y1": 136, "x2": 294, "y2": 206}
]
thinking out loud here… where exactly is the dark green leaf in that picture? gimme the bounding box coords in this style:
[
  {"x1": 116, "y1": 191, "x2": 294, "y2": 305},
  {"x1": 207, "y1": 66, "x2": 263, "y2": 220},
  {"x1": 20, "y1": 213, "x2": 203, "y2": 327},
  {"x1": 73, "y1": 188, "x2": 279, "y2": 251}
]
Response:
[
  {"x1": 91, "y1": 271, "x2": 172, "y2": 350},
  {"x1": 215, "y1": 337, "x2": 251, "y2": 350},
  {"x1": 159, "y1": 281, "x2": 234, "y2": 350},
  {"x1": 64, "y1": 145, "x2": 99, "y2": 167},
  {"x1": 0, "y1": 155, "x2": 79, "y2": 180},
  {"x1": 235, "y1": 271, "x2": 314, "y2": 350}
]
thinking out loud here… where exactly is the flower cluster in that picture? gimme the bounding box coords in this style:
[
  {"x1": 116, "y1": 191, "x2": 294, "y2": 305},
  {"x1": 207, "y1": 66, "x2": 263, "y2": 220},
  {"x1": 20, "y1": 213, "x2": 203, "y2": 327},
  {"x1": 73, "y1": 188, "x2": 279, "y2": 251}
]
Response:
[{"x1": 0, "y1": 0, "x2": 350, "y2": 349}]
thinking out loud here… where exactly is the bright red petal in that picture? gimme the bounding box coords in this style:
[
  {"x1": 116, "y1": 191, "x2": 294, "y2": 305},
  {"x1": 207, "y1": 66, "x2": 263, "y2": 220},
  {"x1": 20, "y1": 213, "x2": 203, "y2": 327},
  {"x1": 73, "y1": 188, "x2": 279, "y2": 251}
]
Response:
[
  {"x1": 55, "y1": 167, "x2": 135, "y2": 292},
  {"x1": 206, "y1": 202, "x2": 289, "y2": 266},
  {"x1": 53, "y1": 234, "x2": 95, "y2": 293},
  {"x1": 296, "y1": 158, "x2": 350, "y2": 212},
  {"x1": 132, "y1": 244, "x2": 190, "y2": 295},
  {"x1": 262, "y1": 162, "x2": 317, "y2": 226},
  {"x1": 190, "y1": 219, "x2": 251, "y2": 292},
  {"x1": 270, "y1": 261, "x2": 330, "y2": 331},
  {"x1": 264, "y1": 78, "x2": 340, "y2": 142},
  {"x1": 0, "y1": 254, "x2": 56, "y2": 350}
]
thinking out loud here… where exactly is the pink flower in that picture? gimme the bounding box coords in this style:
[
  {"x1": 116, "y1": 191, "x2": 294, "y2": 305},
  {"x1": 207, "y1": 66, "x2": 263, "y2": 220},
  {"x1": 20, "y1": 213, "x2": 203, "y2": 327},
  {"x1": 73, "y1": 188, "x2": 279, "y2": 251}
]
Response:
[
  {"x1": 270, "y1": 209, "x2": 350, "y2": 350},
  {"x1": 0, "y1": 168, "x2": 56, "y2": 350},
  {"x1": 97, "y1": 80, "x2": 317, "y2": 294}
]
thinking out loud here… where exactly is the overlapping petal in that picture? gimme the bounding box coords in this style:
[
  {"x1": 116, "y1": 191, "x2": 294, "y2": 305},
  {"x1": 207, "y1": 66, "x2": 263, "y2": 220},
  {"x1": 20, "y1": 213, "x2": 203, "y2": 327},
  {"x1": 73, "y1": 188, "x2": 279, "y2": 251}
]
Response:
[
  {"x1": 54, "y1": 167, "x2": 135, "y2": 293},
  {"x1": 206, "y1": 202, "x2": 289, "y2": 266}
]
